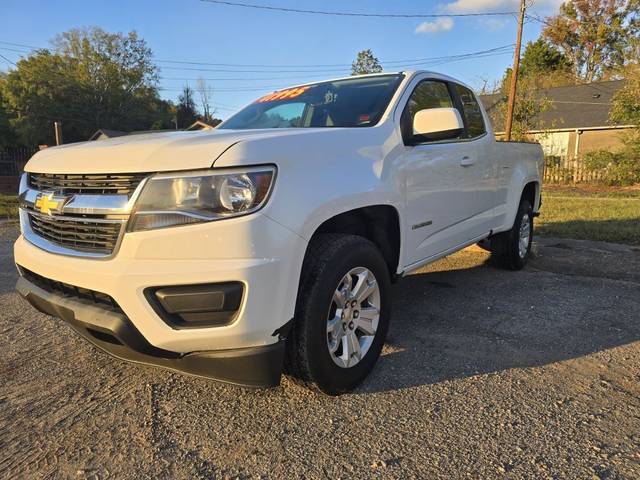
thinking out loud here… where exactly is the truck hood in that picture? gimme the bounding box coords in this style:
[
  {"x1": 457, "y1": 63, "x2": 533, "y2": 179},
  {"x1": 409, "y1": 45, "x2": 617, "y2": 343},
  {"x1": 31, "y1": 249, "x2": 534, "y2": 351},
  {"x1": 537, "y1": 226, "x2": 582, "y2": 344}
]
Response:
[{"x1": 24, "y1": 129, "x2": 317, "y2": 174}]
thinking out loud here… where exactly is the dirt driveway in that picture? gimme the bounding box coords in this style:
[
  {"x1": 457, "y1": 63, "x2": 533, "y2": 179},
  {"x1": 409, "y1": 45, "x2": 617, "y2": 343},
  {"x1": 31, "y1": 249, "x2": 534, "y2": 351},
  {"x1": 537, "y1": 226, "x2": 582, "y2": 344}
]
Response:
[{"x1": 1, "y1": 223, "x2": 639, "y2": 479}]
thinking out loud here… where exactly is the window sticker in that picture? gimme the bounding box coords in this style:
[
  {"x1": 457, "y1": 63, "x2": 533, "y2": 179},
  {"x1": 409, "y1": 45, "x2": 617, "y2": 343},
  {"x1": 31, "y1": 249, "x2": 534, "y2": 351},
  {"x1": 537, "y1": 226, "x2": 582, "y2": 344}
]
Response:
[
  {"x1": 323, "y1": 90, "x2": 338, "y2": 105},
  {"x1": 255, "y1": 86, "x2": 311, "y2": 103}
]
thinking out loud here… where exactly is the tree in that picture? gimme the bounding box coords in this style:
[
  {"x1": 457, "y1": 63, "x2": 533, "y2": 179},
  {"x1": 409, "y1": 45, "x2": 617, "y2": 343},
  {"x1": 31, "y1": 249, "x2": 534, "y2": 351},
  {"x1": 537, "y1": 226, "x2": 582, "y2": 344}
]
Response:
[
  {"x1": 504, "y1": 80, "x2": 552, "y2": 140},
  {"x1": 582, "y1": 62, "x2": 640, "y2": 185},
  {"x1": 351, "y1": 49, "x2": 383, "y2": 75},
  {"x1": 520, "y1": 39, "x2": 573, "y2": 82},
  {"x1": 1, "y1": 27, "x2": 174, "y2": 146},
  {"x1": 495, "y1": 41, "x2": 562, "y2": 138},
  {"x1": 176, "y1": 85, "x2": 199, "y2": 128},
  {"x1": 196, "y1": 78, "x2": 217, "y2": 124},
  {"x1": 627, "y1": 0, "x2": 640, "y2": 64},
  {"x1": 0, "y1": 75, "x2": 17, "y2": 148},
  {"x1": 490, "y1": 74, "x2": 552, "y2": 141},
  {"x1": 611, "y1": 64, "x2": 640, "y2": 125},
  {"x1": 542, "y1": 0, "x2": 637, "y2": 82},
  {"x1": 500, "y1": 39, "x2": 574, "y2": 94}
]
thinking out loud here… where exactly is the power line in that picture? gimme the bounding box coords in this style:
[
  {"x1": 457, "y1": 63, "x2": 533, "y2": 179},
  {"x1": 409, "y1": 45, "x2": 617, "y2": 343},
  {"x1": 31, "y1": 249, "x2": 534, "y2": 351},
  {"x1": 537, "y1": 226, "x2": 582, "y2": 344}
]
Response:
[
  {"x1": 159, "y1": 82, "x2": 291, "y2": 91},
  {"x1": 1, "y1": 44, "x2": 512, "y2": 73},
  {"x1": 155, "y1": 44, "x2": 514, "y2": 69},
  {"x1": 525, "y1": 11, "x2": 614, "y2": 28},
  {"x1": 159, "y1": 65, "x2": 352, "y2": 74},
  {"x1": 161, "y1": 75, "x2": 327, "y2": 82},
  {"x1": 156, "y1": 58, "x2": 350, "y2": 68},
  {"x1": 156, "y1": 45, "x2": 514, "y2": 74},
  {"x1": 200, "y1": 0, "x2": 517, "y2": 18},
  {"x1": 0, "y1": 52, "x2": 17, "y2": 66},
  {"x1": 0, "y1": 46, "x2": 31, "y2": 54},
  {"x1": 0, "y1": 40, "x2": 513, "y2": 74},
  {"x1": 0, "y1": 40, "x2": 42, "y2": 49},
  {"x1": 524, "y1": 12, "x2": 553, "y2": 27},
  {"x1": 159, "y1": 51, "x2": 515, "y2": 95},
  {"x1": 155, "y1": 47, "x2": 514, "y2": 90}
]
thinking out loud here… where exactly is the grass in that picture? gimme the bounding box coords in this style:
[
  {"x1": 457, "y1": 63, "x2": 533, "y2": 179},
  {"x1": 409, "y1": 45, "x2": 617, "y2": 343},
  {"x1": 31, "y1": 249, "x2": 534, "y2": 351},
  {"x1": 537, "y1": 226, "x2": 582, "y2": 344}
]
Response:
[
  {"x1": 1, "y1": 186, "x2": 638, "y2": 245},
  {"x1": 543, "y1": 184, "x2": 640, "y2": 199},
  {"x1": 537, "y1": 188, "x2": 640, "y2": 245},
  {"x1": 0, "y1": 195, "x2": 19, "y2": 220}
]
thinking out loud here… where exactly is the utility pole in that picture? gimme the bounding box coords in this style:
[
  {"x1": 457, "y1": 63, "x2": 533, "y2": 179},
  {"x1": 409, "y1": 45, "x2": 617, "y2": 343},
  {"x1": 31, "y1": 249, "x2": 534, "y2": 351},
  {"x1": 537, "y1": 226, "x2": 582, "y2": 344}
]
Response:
[
  {"x1": 53, "y1": 121, "x2": 63, "y2": 146},
  {"x1": 504, "y1": 0, "x2": 526, "y2": 141}
]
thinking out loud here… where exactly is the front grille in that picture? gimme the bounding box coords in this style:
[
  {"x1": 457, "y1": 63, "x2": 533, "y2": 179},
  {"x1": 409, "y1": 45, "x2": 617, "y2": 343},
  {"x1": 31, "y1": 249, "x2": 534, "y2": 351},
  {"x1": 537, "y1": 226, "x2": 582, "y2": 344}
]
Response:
[
  {"x1": 27, "y1": 211, "x2": 123, "y2": 255},
  {"x1": 28, "y1": 172, "x2": 147, "y2": 195},
  {"x1": 19, "y1": 266, "x2": 122, "y2": 313}
]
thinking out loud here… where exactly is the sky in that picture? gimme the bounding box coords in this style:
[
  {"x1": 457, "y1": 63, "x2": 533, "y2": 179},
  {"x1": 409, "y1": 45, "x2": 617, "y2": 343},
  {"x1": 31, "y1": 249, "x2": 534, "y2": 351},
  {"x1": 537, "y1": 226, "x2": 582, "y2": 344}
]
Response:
[{"x1": 0, "y1": 0, "x2": 563, "y2": 119}]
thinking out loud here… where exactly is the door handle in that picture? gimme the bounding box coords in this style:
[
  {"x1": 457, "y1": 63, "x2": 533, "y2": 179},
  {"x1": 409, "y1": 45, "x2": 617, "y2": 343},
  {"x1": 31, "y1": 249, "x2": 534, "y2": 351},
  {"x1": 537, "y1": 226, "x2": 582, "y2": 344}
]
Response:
[{"x1": 460, "y1": 156, "x2": 475, "y2": 167}]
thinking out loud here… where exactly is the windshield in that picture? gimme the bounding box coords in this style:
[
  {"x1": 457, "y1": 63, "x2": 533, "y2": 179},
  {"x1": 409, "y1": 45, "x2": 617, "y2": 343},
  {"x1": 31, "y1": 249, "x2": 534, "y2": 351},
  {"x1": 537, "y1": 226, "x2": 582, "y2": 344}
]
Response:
[{"x1": 219, "y1": 74, "x2": 404, "y2": 130}]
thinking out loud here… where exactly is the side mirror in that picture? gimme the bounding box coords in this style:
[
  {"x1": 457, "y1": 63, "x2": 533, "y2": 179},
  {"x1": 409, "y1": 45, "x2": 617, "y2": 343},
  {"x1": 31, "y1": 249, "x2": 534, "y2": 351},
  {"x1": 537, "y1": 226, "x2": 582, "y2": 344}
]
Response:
[{"x1": 412, "y1": 107, "x2": 464, "y2": 142}]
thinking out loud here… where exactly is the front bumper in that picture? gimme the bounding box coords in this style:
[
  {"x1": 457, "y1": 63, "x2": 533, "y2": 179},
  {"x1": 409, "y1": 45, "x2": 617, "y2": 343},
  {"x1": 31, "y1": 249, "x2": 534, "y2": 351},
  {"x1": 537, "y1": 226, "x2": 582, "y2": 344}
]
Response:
[
  {"x1": 16, "y1": 276, "x2": 286, "y2": 387},
  {"x1": 14, "y1": 212, "x2": 307, "y2": 353},
  {"x1": 14, "y1": 210, "x2": 308, "y2": 387}
]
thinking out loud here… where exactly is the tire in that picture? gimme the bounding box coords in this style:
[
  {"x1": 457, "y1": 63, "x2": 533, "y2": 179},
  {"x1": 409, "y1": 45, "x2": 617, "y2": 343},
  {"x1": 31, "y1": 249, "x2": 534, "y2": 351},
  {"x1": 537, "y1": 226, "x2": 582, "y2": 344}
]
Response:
[
  {"x1": 490, "y1": 199, "x2": 533, "y2": 270},
  {"x1": 285, "y1": 234, "x2": 391, "y2": 395}
]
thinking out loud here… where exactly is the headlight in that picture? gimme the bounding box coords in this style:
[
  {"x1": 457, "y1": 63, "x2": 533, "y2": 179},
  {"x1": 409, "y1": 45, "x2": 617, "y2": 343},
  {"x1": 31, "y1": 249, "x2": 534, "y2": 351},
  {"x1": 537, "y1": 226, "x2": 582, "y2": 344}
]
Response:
[{"x1": 129, "y1": 166, "x2": 276, "y2": 232}]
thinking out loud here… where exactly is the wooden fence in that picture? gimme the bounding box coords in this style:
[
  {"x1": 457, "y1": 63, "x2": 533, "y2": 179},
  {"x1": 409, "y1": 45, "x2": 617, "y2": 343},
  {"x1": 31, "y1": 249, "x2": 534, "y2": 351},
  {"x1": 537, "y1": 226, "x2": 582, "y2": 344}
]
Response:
[{"x1": 543, "y1": 155, "x2": 608, "y2": 184}]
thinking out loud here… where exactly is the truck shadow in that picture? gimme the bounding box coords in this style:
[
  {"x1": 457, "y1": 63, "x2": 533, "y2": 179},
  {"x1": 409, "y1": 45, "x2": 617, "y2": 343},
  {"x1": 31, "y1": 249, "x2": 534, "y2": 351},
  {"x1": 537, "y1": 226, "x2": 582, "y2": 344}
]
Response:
[{"x1": 358, "y1": 251, "x2": 640, "y2": 394}]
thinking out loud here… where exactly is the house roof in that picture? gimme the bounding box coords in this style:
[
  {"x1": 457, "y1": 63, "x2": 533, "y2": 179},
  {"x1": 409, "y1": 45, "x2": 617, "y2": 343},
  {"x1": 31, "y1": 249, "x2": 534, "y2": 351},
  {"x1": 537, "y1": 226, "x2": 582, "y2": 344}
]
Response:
[
  {"x1": 186, "y1": 119, "x2": 221, "y2": 131},
  {"x1": 480, "y1": 79, "x2": 626, "y2": 132},
  {"x1": 89, "y1": 129, "x2": 127, "y2": 141}
]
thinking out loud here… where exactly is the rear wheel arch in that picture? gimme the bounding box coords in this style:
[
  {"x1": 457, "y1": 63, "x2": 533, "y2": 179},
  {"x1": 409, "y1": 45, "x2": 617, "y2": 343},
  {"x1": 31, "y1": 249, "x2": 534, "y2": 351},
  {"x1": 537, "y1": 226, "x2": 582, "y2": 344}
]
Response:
[{"x1": 521, "y1": 181, "x2": 540, "y2": 211}]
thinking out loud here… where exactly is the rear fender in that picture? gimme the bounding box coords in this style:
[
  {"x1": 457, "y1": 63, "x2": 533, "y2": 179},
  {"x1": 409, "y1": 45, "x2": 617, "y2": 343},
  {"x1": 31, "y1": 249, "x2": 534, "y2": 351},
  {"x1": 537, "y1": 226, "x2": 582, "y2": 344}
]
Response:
[{"x1": 499, "y1": 165, "x2": 540, "y2": 233}]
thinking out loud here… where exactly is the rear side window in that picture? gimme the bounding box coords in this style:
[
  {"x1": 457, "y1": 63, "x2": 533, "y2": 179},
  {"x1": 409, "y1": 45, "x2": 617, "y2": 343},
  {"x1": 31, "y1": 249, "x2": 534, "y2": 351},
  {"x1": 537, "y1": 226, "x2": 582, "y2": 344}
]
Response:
[{"x1": 453, "y1": 84, "x2": 486, "y2": 138}]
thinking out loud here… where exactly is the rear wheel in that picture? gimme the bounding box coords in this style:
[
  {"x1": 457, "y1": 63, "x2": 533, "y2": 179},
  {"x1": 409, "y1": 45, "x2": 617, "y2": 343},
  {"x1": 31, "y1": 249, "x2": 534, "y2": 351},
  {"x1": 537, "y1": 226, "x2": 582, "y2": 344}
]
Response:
[
  {"x1": 285, "y1": 234, "x2": 391, "y2": 395},
  {"x1": 491, "y1": 199, "x2": 533, "y2": 270}
]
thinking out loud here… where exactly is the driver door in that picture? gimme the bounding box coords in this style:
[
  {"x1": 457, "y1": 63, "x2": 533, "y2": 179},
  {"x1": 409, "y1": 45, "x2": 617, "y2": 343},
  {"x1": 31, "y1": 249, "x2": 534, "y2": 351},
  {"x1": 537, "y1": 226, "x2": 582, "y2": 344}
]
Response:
[{"x1": 400, "y1": 80, "x2": 491, "y2": 267}]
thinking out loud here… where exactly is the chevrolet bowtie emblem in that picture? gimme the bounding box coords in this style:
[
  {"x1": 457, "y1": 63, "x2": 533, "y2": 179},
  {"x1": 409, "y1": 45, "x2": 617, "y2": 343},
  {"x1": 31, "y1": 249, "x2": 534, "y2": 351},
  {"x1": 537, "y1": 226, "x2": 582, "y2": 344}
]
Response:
[{"x1": 34, "y1": 192, "x2": 66, "y2": 215}]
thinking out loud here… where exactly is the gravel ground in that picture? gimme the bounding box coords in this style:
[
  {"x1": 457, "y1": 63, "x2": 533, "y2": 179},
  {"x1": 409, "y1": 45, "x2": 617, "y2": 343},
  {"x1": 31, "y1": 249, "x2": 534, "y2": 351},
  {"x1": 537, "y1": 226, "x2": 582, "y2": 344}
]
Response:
[{"x1": 1, "y1": 222, "x2": 639, "y2": 479}]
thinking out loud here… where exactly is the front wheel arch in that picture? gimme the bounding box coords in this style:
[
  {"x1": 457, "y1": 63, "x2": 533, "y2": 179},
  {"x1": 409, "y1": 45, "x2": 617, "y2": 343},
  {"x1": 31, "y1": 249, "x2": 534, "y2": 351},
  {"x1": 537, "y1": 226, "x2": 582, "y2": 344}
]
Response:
[{"x1": 309, "y1": 205, "x2": 402, "y2": 279}]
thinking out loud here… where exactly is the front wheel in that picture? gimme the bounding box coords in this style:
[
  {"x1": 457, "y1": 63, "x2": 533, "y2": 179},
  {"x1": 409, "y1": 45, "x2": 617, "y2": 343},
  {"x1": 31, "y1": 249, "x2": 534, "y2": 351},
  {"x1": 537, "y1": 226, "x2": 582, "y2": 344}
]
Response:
[
  {"x1": 285, "y1": 234, "x2": 391, "y2": 395},
  {"x1": 491, "y1": 199, "x2": 533, "y2": 270}
]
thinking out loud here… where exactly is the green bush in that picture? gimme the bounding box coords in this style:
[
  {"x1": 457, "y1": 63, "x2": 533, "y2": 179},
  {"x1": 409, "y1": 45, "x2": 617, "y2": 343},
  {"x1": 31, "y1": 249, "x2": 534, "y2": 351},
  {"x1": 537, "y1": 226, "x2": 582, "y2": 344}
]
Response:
[{"x1": 583, "y1": 148, "x2": 640, "y2": 186}]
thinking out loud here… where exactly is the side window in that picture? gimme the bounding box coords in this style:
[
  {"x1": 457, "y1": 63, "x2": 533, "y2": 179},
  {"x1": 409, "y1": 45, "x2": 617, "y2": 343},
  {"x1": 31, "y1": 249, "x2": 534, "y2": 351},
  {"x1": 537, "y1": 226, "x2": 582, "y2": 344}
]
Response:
[
  {"x1": 401, "y1": 80, "x2": 456, "y2": 144},
  {"x1": 453, "y1": 84, "x2": 486, "y2": 138}
]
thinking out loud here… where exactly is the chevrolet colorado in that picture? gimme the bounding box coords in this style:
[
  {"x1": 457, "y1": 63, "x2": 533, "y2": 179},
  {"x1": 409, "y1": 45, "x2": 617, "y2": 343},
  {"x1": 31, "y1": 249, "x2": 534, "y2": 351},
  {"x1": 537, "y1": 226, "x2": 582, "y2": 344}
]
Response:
[{"x1": 15, "y1": 71, "x2": 543, "y2": 394}]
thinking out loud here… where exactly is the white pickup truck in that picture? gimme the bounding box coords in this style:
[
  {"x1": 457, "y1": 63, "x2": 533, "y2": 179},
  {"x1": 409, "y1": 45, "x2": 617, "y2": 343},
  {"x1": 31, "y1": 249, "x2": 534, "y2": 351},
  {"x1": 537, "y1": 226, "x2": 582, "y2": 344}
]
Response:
[{"x1": 15, "y1": 71, "x2": 543, "y2": 394}]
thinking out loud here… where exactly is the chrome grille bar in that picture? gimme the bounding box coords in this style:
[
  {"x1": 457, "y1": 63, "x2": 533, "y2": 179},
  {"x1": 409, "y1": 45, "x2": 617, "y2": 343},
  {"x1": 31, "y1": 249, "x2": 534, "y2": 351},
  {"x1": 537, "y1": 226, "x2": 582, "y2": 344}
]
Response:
[
  {"x1": 27, "y1": 211, "x2": 124, "y2": 254},
  {"x1": 28, "y1": 172, "x2": 147, "y2": 195},
  {"x1": 19, "y1": 172, "x2": 150, "y2": 258}
]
